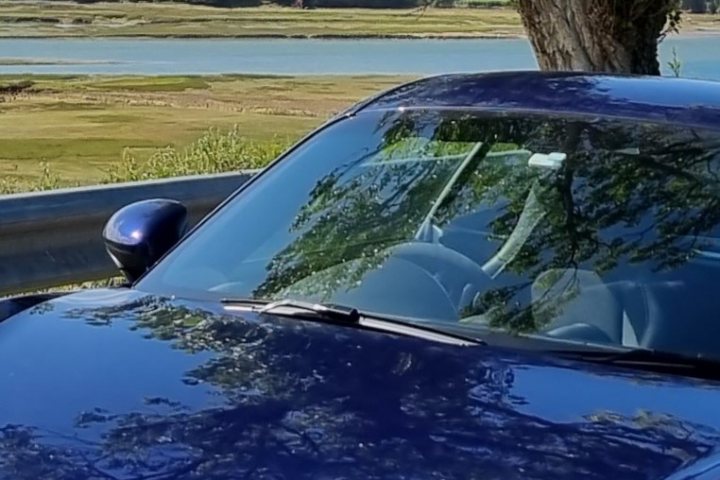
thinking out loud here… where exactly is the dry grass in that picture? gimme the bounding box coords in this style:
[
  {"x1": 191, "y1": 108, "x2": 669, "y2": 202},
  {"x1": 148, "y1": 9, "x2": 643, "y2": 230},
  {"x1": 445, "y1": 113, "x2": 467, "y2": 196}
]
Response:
[
  {"x1": 0, "y1": 1, "x2": 524, "y2": 38},
  {"x1": 0, "y1": 73, "x2": 413, "y2": 186},
  {"x1": 1, "y1": 2, "x2": 717, "y2": 38}
]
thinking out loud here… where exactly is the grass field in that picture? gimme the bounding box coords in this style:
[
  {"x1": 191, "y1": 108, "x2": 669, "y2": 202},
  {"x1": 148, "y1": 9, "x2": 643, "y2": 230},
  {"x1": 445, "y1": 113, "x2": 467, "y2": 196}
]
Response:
[
  {"x1": 0, "y1": 74, "x2": 412, "y2": 188},
  {"x1": 1, "y1": 2, "x2": 718, "y2": 38},
  {"x1": 1, "y1": 3, "x2": 718, "y2": 190},
  {"x1": 0, "y1": 1, "x2": 524, "y2": 38}
]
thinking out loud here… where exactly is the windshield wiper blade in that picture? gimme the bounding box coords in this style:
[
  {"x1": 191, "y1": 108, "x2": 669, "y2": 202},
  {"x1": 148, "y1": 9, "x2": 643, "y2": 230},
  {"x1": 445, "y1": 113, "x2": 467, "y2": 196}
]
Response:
[
  {"x1": 220, "y1": 298, "x2": 359, "y2": 323},
  {"x1": 259, "y1": 299, "x2": 361, "y2": 323},
  {"x1": 552, "y1": 346, "x2": 720, "y2": 379},
  {"x1": 220, "y1": 297, "x2": 270, "y2": 307},
  {"x1": 221, "y1": 298, "x2": 482, "y2": 346}
]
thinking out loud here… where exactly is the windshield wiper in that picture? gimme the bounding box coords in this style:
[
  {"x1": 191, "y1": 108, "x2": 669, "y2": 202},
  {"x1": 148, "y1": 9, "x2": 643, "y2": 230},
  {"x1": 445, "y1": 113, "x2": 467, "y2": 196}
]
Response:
[
  {"x1": 259, "y1": 299, "x2": 361, "y2": 323},
  {"x1": 220, "y1": 298, "x2": 483, "y2": 346},
  {"x1": 551, "y1": 346, "x2": 720, "y2": 380}
]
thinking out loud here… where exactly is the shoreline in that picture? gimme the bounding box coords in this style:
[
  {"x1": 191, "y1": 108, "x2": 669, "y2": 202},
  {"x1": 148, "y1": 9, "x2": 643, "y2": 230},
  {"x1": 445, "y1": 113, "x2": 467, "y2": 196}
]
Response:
[
  {"x1": 1, "y1": 30, "x2": 719, "y2": 40},
  {"x1": 0, "y1": 57, "x2": 120, "y2": 65}
]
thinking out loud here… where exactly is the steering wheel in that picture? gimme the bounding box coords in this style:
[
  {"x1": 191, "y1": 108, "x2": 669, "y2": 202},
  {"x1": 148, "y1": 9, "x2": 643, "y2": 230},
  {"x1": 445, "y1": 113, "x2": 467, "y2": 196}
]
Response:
[{"x1": 310, "y1": 241, "x2": 492, "y2": 320}]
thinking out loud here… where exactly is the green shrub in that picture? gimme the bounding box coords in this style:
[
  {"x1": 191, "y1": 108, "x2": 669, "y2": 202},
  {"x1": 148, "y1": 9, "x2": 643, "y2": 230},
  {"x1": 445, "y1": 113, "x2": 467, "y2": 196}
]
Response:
[
  {"x1": 0, "y1": 126, "x2": 293, "y2": 195},
  {"x1": 0, "y1": 162, "x2": 64, "y2": 195},
  {"x1": 104, "y1": 126, "x2": 292, "y2": 183}
]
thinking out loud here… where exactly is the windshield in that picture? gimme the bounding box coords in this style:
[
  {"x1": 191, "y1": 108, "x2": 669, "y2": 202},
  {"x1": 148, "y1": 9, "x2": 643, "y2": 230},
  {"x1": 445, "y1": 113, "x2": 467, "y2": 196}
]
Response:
[{"x1": 139, "y1": 109, "x2": 720, "y2": 360}]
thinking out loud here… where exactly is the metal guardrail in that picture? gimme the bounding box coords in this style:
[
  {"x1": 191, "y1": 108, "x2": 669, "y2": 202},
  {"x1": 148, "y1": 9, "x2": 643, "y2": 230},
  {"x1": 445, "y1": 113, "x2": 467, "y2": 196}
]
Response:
[{"x1": 0, "y1": 172, "x2": 255, "y2": 297}]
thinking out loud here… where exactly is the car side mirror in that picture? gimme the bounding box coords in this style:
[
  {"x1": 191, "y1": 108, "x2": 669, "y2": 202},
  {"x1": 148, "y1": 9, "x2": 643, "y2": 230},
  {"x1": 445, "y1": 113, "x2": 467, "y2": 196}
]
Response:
[{"x1": 103, "y1": 199, "x2": 188, "y2": 283}]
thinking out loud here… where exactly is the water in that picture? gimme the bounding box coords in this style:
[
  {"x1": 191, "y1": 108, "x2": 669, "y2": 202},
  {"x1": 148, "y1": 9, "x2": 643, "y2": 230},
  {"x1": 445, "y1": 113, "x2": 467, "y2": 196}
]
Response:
[{"x1": 0, "y1": 36, "x2": 718, "y2": 79}]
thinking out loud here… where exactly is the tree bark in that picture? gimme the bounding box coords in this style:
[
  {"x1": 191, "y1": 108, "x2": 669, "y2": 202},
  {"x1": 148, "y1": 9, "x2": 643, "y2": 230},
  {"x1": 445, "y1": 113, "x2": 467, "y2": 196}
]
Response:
[{"x1": 516, "y1": 0, "x2": 680, "y2": 75}]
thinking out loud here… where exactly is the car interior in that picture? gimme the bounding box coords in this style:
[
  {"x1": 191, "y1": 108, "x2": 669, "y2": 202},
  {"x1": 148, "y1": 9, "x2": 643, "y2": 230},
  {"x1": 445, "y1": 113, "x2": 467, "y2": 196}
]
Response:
[{"x1": 324, "y1": 142, "x2": 720, "y2": 358}]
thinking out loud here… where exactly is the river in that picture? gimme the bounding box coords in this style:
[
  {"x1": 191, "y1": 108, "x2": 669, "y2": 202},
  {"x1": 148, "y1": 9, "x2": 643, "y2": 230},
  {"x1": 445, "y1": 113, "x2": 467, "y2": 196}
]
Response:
[{"x1": 0, "y1": 36, "x2": 719, "y2": 79}]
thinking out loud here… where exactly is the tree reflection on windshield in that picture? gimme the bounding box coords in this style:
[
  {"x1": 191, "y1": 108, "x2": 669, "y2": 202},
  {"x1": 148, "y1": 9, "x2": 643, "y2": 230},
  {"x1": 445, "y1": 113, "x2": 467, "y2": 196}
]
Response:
[
  {"x1": 141, "y1": 108, "x2": 720, "y2": 359},
  {"x1": 250, "y1": 111, "x2": 720, "y2": 347}
]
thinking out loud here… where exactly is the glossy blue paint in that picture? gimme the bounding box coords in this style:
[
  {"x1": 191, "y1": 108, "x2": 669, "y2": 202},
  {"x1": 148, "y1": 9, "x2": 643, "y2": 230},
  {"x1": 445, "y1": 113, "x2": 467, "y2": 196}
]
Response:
[
  {"x1": 0, "y1": 292, "x2": 62, "y2": 322},
  {"x1": 358, "y1": 72, "x2": 720, "y2": 129},
  {"x1": 1, "y1": 288, "x2": 720, "y2": 479},
  {"x1": 5, "y1": 73, "x2": 720, "y2": 479},
  {"x1": 103, "y1": 198, "x2": 188, "y2": 282}
]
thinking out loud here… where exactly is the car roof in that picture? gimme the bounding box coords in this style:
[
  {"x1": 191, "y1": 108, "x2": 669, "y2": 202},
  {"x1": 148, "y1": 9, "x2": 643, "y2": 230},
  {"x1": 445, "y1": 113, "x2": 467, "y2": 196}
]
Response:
[{"x1": 353, "y1": 71, "x2": 720, "y2": 130}]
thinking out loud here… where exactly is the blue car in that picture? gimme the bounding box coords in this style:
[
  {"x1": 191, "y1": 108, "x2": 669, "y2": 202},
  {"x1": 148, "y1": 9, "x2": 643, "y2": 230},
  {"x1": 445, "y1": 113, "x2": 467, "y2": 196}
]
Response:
[{"x1": 3, "y1": 71, "x2": 720, "y2": 479}]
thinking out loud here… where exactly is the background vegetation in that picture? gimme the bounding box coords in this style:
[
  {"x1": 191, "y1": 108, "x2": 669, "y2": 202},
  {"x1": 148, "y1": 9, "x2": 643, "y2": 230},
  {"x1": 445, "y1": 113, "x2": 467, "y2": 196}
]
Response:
[
  {"x1": 31, "y1": 0, "x2": 720, "y2": 12},
  {"x1": 29, "y1": 0, "x2": 512, "y2": 8},
  {"x1": 0, "y1": 0, "x2": 718, "y2": 194},
  {"x1": 0, "y1": 2, "x2": 524, "y2": 38},
  {"x1": 0, "y1": 74, "x2": 411, "y2": 192},
  {"x1": 0, "y1": 1, "x2": 717, "y2": 38}
]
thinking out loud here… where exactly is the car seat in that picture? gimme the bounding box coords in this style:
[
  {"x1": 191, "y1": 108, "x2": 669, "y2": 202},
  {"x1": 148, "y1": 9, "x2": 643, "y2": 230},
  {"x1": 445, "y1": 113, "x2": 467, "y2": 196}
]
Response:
[{"x1": 531, "y1": 269, "x2": 642, "y2": 347}]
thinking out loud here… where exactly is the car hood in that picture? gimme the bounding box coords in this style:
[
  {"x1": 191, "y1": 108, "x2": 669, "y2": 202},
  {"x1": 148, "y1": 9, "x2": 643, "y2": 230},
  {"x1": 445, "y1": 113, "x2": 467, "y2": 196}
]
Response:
[{"x1": 1, "y1": 288, "x2": 720, "y2": 480}]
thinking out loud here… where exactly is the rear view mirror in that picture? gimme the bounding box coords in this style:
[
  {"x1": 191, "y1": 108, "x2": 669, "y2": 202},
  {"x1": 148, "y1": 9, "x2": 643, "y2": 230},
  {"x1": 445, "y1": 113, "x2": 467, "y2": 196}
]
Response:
[{"x1": 103, "y1": 199, "x2": 188, "y2": 283}]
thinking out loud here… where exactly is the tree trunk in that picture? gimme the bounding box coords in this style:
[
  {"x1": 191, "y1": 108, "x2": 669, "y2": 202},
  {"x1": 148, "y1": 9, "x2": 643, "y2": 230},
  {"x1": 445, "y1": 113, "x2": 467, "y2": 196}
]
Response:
[{"x1": 516, "y1": 0, "x2": 679, "y2": 75}]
